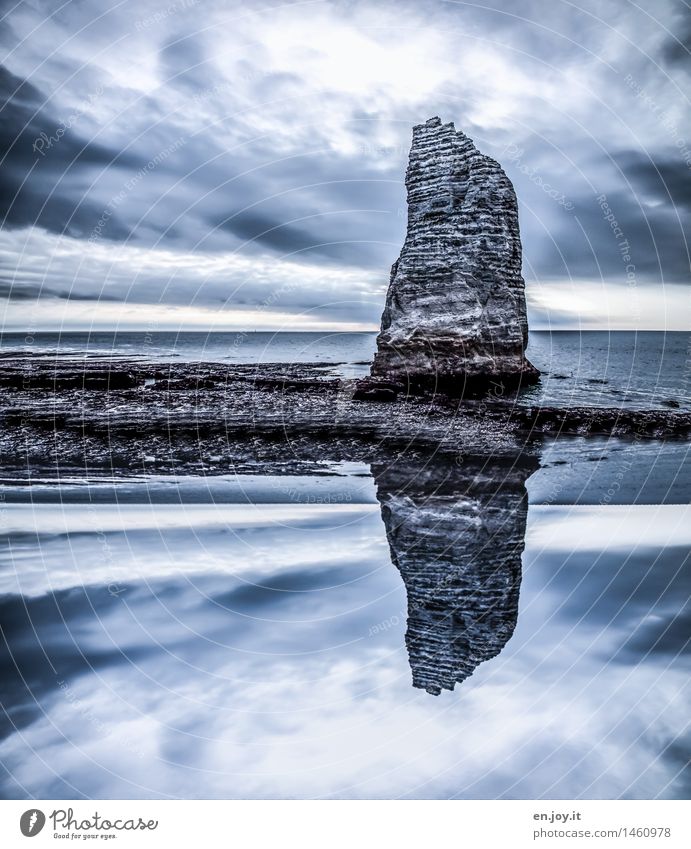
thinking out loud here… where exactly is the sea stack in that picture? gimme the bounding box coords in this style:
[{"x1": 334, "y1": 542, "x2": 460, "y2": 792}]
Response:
[{"x1": 367, "y1": 117, "x2": 539, "y2": 393}]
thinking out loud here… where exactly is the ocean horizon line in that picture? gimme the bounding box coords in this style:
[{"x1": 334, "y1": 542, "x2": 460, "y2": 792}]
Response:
[{"x1": 1, "y1": 327, "x2": 688, "y2": 336}]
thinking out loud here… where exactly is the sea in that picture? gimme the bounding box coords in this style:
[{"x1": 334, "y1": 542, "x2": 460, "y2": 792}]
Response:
[{"x1": 0, "y1": 331, "x2": 689, "y2": 799}]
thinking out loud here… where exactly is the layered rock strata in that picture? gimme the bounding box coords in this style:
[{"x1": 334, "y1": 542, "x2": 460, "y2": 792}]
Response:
[
  {"x1": 369, "y1": 117, "x2": 539, "y2": 392},
  {"x1": 373, "y1": 454, "x2": 536, "y2": 694}
]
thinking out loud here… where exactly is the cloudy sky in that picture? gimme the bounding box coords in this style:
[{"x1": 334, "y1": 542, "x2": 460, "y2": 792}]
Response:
[{"x1": 0, "y1": 0, "x2": 689, "y2": 331}]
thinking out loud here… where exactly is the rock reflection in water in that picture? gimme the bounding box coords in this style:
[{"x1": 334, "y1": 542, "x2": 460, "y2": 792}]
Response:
[{"x1": 373, "y1": 453, "x2": 538, "y2": 694}]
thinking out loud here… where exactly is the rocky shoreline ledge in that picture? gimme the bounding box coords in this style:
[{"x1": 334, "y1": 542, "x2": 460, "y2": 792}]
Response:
[{"x1": 2, "y1": 357, "x2": 689, "y2": 476}]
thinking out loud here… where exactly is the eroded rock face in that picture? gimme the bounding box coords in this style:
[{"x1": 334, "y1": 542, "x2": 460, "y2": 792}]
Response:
[
  {"x1": 373, "y1": 454, "x2": 536, "y2": 694},
  {"x1": 370, "y1": 117, "x2": 539, "y2": 391}
]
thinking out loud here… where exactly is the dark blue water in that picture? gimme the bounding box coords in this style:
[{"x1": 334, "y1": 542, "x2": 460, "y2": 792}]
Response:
[
  {"x1": 2, "y1": 330, "x2": 690, "y2": 409},
  {"x1": 524, "y1": 331, "x2": 691, "y2": 411}
]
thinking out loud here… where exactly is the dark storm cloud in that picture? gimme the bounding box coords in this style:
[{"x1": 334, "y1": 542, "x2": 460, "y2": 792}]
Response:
[
  {"x1": 0, "y1": 279, "x2": 121, "y2": 301},
  {"x1": 0, "y1": 54, "x2": 405, "y2": 267},
  {"x1": 663, "y1": 29, "x2": 691, "y2": 66},
  {"x1": 213, "y1": 209, "x2": 336, "y2": 254},
  {"x1": 205, "y1": 163, "x2": 403, "y2": 267},
  {"x1": 531, "y1": 190, "x2": 689, "y2": 284},
  {"x1": 615, "y1": 151, "x2": 691, "y2": 211},
  {"x1": 660, "y1": 2, "x2": 691, "y2": 68},
  {"x1": 580, "y1": 153, "x2": 690, "y2": 282},
  {"x1": 501, "y1": 128, "x2": 691, "y2": 285},
  {"x1": 0, "y1": 66, "x2": 134, "y2": 238}
]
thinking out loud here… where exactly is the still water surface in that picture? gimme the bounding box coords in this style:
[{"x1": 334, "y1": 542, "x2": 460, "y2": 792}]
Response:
[{"x1": 1, "y1": 445, "x2": 688, "y2": 799}]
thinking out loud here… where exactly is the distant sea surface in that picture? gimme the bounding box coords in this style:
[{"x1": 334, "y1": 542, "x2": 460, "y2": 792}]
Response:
[{"x1": 2, "y1": 329, "x2": 690, "y2": 409}]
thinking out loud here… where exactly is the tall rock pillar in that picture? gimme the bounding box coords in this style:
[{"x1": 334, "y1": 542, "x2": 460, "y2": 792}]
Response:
[{"x1": 369, "y1": 117, "x2": 539, "y2": 392}]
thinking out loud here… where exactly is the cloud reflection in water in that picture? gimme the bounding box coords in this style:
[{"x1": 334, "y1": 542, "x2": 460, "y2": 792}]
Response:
[{"x1": 0, "y1": 463, "x2": 689, "y2": 799}]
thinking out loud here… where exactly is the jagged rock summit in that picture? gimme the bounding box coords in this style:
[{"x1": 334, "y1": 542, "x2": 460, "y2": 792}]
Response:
[{"x1": 368, "y1": 116, "x2": 539, "y2": 393}]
